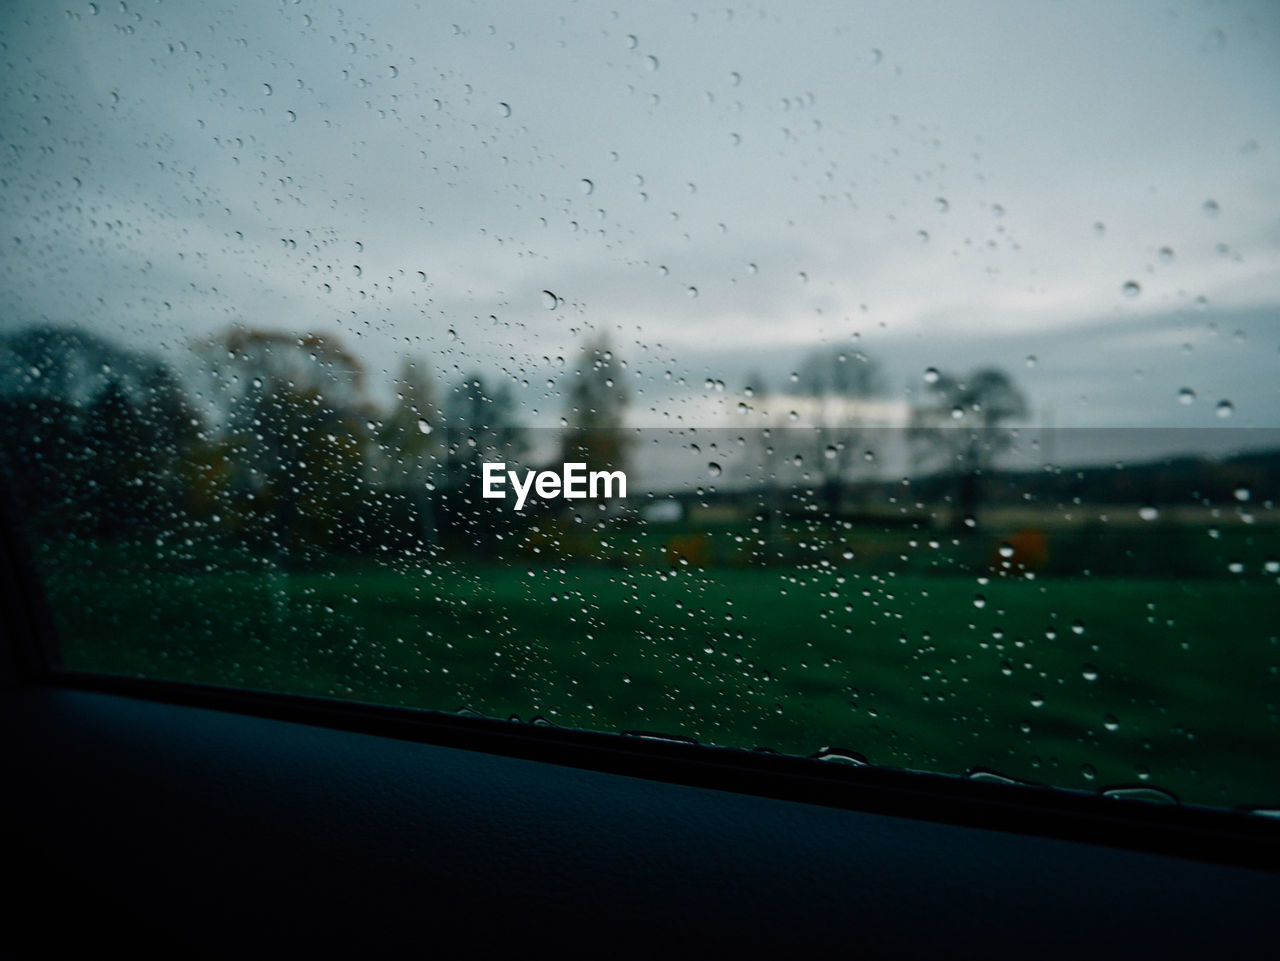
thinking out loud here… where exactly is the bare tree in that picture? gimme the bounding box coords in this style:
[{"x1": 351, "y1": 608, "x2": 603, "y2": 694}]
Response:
[
  {"x1": 908, "y1": 367, "x2": 1028, "y2": 531},
  {"x1": 792, "y1": 345, "x2": 885, "y2": 514}
]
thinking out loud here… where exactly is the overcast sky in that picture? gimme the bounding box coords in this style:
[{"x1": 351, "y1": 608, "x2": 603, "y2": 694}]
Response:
[{"x1": 2, "y1": 0, "x2": 1278, "y2": 454}]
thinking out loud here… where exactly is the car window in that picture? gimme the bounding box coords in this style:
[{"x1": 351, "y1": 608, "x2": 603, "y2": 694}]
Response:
[{"x1": 2, "y1": 0, "x2": 1278, "y2": 811}]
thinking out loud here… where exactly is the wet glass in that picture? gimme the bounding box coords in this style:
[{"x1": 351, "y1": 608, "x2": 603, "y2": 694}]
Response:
[{"x1": 2, "y1": 1, "x2": 1278, "y2": 809}]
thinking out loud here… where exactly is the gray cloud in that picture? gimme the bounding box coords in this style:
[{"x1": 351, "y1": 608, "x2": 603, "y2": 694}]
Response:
[{"x1": 2, "y1": 0, "x2": 1278, "y2": 457}]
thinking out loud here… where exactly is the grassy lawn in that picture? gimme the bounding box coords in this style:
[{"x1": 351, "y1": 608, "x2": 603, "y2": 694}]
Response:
[{"x1": 41, "y1": 541, "x2": 1280, "y2": 809}]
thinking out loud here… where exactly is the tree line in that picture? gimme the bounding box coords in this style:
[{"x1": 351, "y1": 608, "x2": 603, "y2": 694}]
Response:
[
  {"x1": 0, "y1": 324, "x2": 632, "y2": 563},
  {"x1": 0, "y1": 322, "x2": 1030, "y2": 563}
]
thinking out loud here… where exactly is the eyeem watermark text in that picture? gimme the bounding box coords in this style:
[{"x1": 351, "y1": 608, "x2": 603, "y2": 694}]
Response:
[{"x1": 482, "y1": 462, "x2": 627, "y2": 510}]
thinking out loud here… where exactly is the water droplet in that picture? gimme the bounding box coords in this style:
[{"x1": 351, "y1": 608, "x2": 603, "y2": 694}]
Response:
[
  {"x1": 1024, "y1": 355, "x2": 1037, "y2": 368},
  {"x1": 923, "y1": 367, "x2": 940, "y2": 384},
  {"x1": 1139, "y1": 505, "x2": 1159, "y2": 522},
  {"x1": 973, "y1": 594, "x2": 986, "y2": 609},
  {"x1": 935, "y1": 197, "x2": 949, "y2": 213},
  {"x1": 686, "y1": 286, "x2": 698, "y2": 298},
  {"x1": 1104, "y1": 785, "x2": 1178, "y2": 804},
  {"x1": 1203, "y1": 199, "x2": 1220, "y2": 217},
  {"x1": 1082, "y1": 664, "x2": 1099, "y2": 682},
  {"x1": 646, "y1": 54, "x2": 659, "y2": 71},
  {"x1": 580, "y1": 178, "x2": 594, "y2": 195},
  {"x1": 1122, "y1": 280, "x2": 1140, "y2": 297},
  {"x1": 1093, "y1": 221, "x2": 1106, "y2": 236},
  {"x1": 1103, "y1": 714, "x2": 1120, "y2": 732},
  {"x1": 917, "y1": 229, "x2": 930, "y2": 243},
  {"x1": 824, "y1": 445, "x2": 838, "y2": 460},
  {"x1": 1158, "y1": 246, "x2": 1174, "y2": 263},
  {"x1": 1030, "y1": 694, "x2": 1045, "y2": 709},
  {"x1": 262, "y1": 83, "x2": 273, "y2": 96},
  {"x1": 498, "y1": 102, "x2": 511, "y2": 118},
  {"x1": 1234, "y1": 486, "x2": 1251, "y2": 502},
  {"x1": 1215, "y1": 399, "x2": 1234, "y2": 418},
  {"x1": 541, "y1": 290, "x2": 557, "y2": 309},
  {"x1": 1071, "y1": 620, "x2": 1085, "y2": 635},
  {"x1": 813, "y1": 748, "x2": 869, "y2": 766},
  {"x1": 1081, "y1": 763, "x2": 1097, "y2": 781},
  {"x1": 417, "y1": 419, "x2": 433, "y2": 435},
  {"x1": 1177, "y1": 387, "x2": 1196, "y2": 405}
]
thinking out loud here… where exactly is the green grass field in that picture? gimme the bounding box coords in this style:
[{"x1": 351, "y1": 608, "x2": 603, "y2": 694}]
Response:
[{"x1": 39, "y1": 537, "x2": 1280, "y2": 810}]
